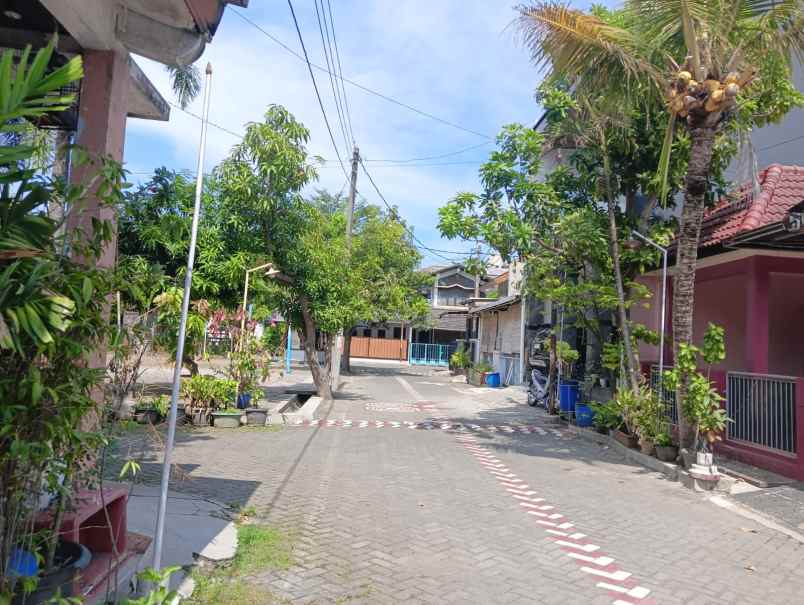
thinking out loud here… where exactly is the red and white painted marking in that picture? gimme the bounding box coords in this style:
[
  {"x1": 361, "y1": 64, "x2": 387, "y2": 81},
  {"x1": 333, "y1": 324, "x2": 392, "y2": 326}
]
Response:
[
  {"x1": 455, "y1": 433, "x2": 655, "y2": 605},
  {"x1": 288, "y1": 419, "x2": 569, "y2": 436}
]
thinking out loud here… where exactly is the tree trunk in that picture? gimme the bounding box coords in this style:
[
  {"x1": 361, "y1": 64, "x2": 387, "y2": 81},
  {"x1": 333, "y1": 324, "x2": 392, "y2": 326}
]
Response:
[
  {"x1": 299, "y1": 297, "x2": 333, "y2": 399},
  {"x1": 673, "y1": 126, "x2": 716, "y2": 450},
  {"x1": 547, "y1": 332, "x2": 558, "y2": 415},
  {"x1": 340, "y1": 329, "x2": 352, "y2": 374},
  {"x1": 602, "y1": 152, "x2": 640, "y2": 393}
]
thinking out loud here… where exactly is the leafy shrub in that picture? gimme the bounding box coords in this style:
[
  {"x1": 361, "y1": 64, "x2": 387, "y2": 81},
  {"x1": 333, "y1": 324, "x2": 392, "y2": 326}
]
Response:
[
  {"x1": 134, "y1": 394, "x2": 170, "y2": 417},
  {"x1": 473, "y1": 361, "x2": 494, "y2": 373},
  {"x1": 450, "y1": 346, "x2": 471, "y2": 369}
]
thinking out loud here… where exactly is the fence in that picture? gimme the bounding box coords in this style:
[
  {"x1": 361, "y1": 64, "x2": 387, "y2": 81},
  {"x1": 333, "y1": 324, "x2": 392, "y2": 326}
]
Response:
[
  {"x1": 726, "y1": 372, "x2": 797, "y2": 456},
  {"x1": 350, "y1": 337, "x2": 408, "y2": 361},
  {"x1": 410, "y1": 343, "x2": 455, "y2": 366},
  {"x1": 650, "y1": 365, "x2": 678, "y2": 425}
]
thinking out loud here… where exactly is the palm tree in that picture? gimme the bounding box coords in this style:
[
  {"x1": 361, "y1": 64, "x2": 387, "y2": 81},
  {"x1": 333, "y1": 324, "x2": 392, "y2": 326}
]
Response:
[
  {"x1": 517, "y1": 1, "x2": 803, "y2": 449},
  {"x1": 166, "y1": 63, "x2": 202, "y2": 109}
]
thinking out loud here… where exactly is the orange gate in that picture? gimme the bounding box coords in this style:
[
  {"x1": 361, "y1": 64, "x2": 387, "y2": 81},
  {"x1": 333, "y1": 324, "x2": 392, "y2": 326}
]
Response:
[{"x1": 350, "y1": 336, "x2": 408, "y2": 361}]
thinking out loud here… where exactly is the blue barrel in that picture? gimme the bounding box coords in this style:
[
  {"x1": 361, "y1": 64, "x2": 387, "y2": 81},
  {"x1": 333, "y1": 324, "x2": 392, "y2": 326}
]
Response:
[
  {"x1": 559, "y1": 380, "x2": 579, "y2": 413},
  {"x1": 575, "y1": 403, "x2": 593, "y2": 427},
  {"x1": 485, "y1": 372, "x2": 501, "y2": 388}
]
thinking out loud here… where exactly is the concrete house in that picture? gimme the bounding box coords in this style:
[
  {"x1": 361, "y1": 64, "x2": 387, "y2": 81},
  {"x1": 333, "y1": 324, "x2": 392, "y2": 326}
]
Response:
[{"x1": 634, "y1": 164, "x2": 804, "y2": 481}]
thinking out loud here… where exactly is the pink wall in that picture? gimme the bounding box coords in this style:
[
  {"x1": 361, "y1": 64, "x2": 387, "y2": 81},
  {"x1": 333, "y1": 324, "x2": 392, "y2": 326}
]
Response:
[
  {"x1": 633, "y1": 275, "x2": 662, "y2": 364},
  {"x1": 693, "y1": 273, "x2": 747, "y2": 372},
  {"x1": 769, "y1": 273, "x2": 804, "y2": 376}
]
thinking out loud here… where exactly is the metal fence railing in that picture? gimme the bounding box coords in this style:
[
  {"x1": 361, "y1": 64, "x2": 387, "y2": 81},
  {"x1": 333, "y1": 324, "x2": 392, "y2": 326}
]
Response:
[
  {"x1": 410, "y1": 343, "x2": 455, "y2": 366},
  {"x1": 650, "y1": 365, "x2": 678, "y2": 425},
  {"x1": 726, "y1": 372, "x2": 797, "y2": 456}
]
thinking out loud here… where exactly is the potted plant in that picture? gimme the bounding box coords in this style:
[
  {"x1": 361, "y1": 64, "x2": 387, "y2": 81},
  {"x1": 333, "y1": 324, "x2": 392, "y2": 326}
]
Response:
[
  {"x1": 243, "y1": 388, "x2": 268, "y2": 425},
  {"x1": 589, "y1": 400, "x2": 621, "y2": 435},
  {"x1": 211, "y1": 408, "x2": 243, "y2": 428},
  {"x1": 655, "y1": 431, "x2": 679, "y2": 462},
  {"x1": 663, "y1": 324, "x2": 730, "y2": 471},
  {"x1": 607, "y1": 389, "x2": 639, "y2": 449},
  {"x1": 0, "y1": 42, "x2": 122, "y2": 604},
  {"x1": 133, "y1": 395, "x2": 170, "y2": 425},
  {"x1": 181, "y1": 374, "x2": 218, "y2": 426},
  {"x1": 449, "y1": 346, "x2": 471, "y2": 376},
  {"x1": 225, "y1": 336, "x2": 270, "y2": 409},
  {"x1": 631, "y1": 387, "x2": 662, "y2": 456},
  {"x1": 468, "y1": 361, "x2": 494, "y2": 386}
]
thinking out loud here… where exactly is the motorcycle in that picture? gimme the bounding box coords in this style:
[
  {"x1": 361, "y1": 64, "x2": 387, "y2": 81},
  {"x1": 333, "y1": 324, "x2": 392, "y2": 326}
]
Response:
[{"x1": 526, "y1": 325, "x2": 552, "y2": 408}]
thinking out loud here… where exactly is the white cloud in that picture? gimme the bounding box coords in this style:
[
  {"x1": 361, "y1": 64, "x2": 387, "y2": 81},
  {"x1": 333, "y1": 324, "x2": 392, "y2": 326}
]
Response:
[{"x1": 123, "y1": 0, "x2": 569, "y2": 263}]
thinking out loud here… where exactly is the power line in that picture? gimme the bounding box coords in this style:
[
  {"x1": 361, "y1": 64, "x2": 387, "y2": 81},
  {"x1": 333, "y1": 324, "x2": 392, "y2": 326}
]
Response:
[
  {"x1": 286, "y1": 0, "x2": 349, "y2": 181},
  {"x1": 326, "y1": 0, "x2": 355, "y2": 144},
  {"x1": 320, "y1": 160, "x2": 483, "y2": 169},
  {"x1": 363, "y1": 141, "x2": 493, "y2": 164},
  {"x1": 313, "y1": 0, "x2": 350, "y2": 155},
  {"x1": 168, "y1": 103, "x2": 492, "y2": 167},
  {"x1": 230, "y1": 8, "x2": 493, "y2": 140},
  {"x1": 357, "y1": 157, "x2": 456, "y2": 263}
]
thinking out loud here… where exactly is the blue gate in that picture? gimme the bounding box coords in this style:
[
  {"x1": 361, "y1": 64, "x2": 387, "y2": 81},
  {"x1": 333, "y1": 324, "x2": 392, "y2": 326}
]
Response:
[{"x1": 409, "y1": 343, "x2": 456, "y2": 366}]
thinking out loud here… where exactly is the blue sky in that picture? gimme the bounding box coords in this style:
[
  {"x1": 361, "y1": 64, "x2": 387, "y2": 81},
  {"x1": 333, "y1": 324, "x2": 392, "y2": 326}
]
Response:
[{"x1": 125, "y1": 1, "x2": 608, "y2": 265}]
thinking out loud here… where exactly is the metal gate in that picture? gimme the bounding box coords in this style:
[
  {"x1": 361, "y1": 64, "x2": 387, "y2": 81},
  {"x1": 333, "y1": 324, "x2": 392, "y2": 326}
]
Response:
[
  {"x1": 726, "y1": 372, "x2": 797, "y2": 455},
  {"x1": 410, "y1": 343, "x2": 455, "y2": 366}
]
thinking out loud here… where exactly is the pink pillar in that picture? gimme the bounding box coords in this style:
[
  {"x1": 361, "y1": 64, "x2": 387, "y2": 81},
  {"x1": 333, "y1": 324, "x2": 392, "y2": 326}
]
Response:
[
  {"x1": 68, "y1": 50, "x2": 129, "y2": 269},
  {"x1": 744, "y1": 256, "x2": 769, "y2": 374}
]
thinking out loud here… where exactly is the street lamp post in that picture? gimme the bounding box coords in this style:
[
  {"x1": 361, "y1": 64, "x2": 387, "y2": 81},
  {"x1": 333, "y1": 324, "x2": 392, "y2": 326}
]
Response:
[
  {"x1": 630, "y1": 230, "x2": 668, "y2": 392},
  {"x1": 152, "y1": 63, "x2": 213, "y2": 572},
  {"x1": 239, "y1": 262, "x2": 278, "y2": 351}
]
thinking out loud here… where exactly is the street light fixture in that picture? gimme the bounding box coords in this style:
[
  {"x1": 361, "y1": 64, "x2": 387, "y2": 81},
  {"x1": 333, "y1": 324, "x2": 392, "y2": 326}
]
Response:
[{"x1": 630, "y1": 230, "x2": 669, "y2": 394}]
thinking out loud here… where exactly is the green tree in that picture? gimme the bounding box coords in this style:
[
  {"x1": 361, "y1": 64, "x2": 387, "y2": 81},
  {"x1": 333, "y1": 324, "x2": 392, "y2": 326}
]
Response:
[
  {"x1": 342, "y1": 203, "x2": 430, "y2": 372},
  {"x1": 517, "y1": 0, "x2": 803, "y2": 448},
  {"x1": 213, "y1": 105, "x2": 354, "y2": 398}
]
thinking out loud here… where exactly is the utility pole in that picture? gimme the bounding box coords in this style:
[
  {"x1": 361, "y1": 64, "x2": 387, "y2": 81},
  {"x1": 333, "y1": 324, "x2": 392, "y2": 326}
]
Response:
[
  {"x1": 336, "y1": 145, "x2": 360, "y2": 380},
  {"x1": 345, "y1": 145, "x2": 359, "y2": 247}
]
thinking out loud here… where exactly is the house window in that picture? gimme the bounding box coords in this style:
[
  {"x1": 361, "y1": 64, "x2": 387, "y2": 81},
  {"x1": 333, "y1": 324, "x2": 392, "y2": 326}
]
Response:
[
  {"x1": 351, "y1": 328, "x2": 359, "y2": 336},
  {"x1": 393, "y1": 327, "x2": 402, "y2": 339},
  {"x1": 362, "y1": 328, "x2": 371, "y2": 337},
  {"x1": 377, "y1": 329, "x2": 386, "y2": 339}
]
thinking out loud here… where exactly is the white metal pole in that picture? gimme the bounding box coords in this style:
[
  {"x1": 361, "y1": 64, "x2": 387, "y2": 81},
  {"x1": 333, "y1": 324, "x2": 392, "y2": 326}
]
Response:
[
  {"x1": 152, "y1": 63, "x2": 213, "y2": 572},
  {"x1": 658, "y1": 248, "x2": 668, "y2": 391}
]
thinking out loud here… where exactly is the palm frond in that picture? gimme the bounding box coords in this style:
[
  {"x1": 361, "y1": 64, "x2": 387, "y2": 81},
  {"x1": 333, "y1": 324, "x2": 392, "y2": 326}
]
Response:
[
  {"x1": 516, "y1": 2, "x2": 663, "y2": 97},
  {"x1": 166, "y1": 64, "x2": 201, "y2": 109}
]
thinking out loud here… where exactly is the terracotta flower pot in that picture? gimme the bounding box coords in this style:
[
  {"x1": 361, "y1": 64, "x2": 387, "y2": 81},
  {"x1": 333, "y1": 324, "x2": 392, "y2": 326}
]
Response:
[
  {"x1": 655, "y1": 445, "x2": 679, "y2": 462},
  {"x1": 639, "y1": 439, "x2": 656, "y2": 456},
  {"x1": 612, "y1": 429, "x2": 639, "y2": 449}
]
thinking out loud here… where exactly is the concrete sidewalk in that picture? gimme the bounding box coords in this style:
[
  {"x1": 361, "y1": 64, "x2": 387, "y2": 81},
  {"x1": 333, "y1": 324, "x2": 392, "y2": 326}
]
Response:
[{"x1": 125, "y1": 485, "x2": 236, "y2": 593}]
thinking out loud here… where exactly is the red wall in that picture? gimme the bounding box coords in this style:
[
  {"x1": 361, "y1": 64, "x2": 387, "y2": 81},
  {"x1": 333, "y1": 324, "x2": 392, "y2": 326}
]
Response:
[{"x1": 769, "y1": 272, "x2": 804, "y2": 376}]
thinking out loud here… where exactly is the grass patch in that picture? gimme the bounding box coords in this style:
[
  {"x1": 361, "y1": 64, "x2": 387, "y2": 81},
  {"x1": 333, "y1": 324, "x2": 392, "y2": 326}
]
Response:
[
  {"x1": 186, "y1": 524, "x2": 292, "y2": 605},
  {"x1": 235, "y1": 524, "x2": 293, "y2": 574}
]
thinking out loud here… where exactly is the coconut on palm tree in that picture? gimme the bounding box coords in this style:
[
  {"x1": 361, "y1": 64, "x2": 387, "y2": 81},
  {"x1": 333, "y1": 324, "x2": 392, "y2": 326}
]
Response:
[{"x1": 517, "y1": 0, "x2": 803, "y2": 449}]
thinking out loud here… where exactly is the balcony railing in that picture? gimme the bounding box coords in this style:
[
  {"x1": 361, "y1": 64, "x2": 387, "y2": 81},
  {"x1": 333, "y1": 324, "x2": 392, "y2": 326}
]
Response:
[{"x1": 726, "y1": 372, "x2": 797, "y2": 456}]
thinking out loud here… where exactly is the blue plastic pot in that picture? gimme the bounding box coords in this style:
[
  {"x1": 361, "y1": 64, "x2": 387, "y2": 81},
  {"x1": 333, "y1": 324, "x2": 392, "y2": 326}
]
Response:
[
  {"x1": 237, "y1": 392, "x2": 252, "y2": 409},
  {"x1": 485, "y1": 372, "x2": 501, "y2": 388},
  {"x1": 559, "y1": 380, "x2": 579, "y2": 413},
  {"x1": 7, "y1": 548, "x2": 38, "y2": 577},
  {"x1": 575, "y1": 403, "x2": 594, "y2": 427}
]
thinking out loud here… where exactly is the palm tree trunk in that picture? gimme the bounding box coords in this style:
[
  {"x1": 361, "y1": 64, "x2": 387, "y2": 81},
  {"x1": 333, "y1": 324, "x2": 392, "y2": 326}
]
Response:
[{"x1": 673, "y1": 126, "x2": 716, "y2": 450}]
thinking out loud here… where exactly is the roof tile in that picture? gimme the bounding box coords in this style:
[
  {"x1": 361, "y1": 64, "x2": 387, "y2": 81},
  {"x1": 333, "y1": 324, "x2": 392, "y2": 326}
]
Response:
[{"x1": 700, "y1": 164, "x2": 804, "y2": 247}]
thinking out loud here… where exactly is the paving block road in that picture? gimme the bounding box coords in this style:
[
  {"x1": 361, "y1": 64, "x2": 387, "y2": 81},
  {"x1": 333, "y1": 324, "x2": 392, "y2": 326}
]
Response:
[{"x1": 122, "y1": 361, "x2": 804, "y2": 604}]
